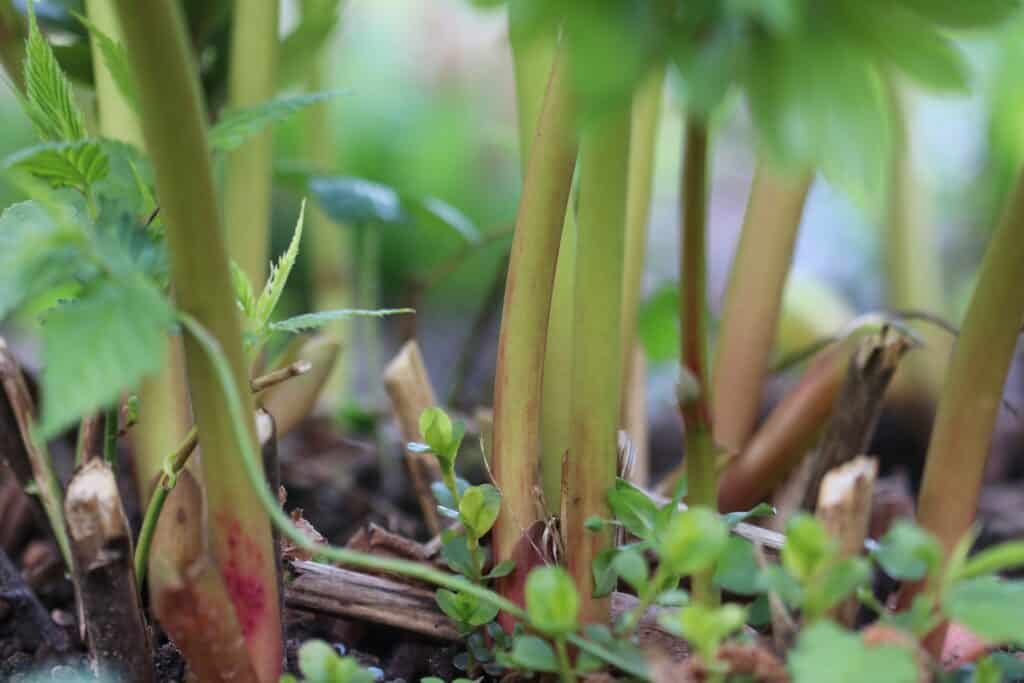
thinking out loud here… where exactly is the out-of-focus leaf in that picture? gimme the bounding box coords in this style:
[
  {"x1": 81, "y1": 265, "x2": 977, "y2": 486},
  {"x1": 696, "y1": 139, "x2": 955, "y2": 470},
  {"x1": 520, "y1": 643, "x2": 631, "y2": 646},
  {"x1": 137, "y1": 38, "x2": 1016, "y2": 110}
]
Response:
[
  {"x1": 789, "y1": 621, "x2": 918, "y2": 683},
  {"x1": 39, "y1": 275, "x2": 173, "y2": 436},
  {"x1": 945, "y1": 576, "x2": 1024, "y2": 646},
  {"x1": 637, "y1": 285, "x2": 679, "y2": 364},
  {"x1": 209, "y1": 91, "x2": 343, "y2": 151},
  {"x1": 278, "y1": 0, "x2": 341, "y2": 88}
]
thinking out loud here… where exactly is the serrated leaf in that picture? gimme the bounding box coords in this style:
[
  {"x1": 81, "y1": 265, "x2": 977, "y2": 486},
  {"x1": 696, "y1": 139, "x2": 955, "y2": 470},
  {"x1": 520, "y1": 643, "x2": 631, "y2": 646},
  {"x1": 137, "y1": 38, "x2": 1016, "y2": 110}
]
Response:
[
  {"x1": 4, "y1": 140, "x2": 109, "y2": 191},
  {"x1": 231, "y1": 261, "x2": 256, "y2": 318},
  {"x1": 944, "y1": 576, "x2": 1024, "y2": 646},
  {"x1": 255, "y1": 201, "x2": 305, "y2": 327},
  {"x1": 788, "y1": 621, "x2": 918, "y2": 683},
  {"x1": 23, "y1": 5, "x2": 87, "y2": 142},
  {"x1": 39, "y1": 276, "x2": 173, "y2": 436},
  {"x1": 209, "y1": 91, "x2": 343, "y2": 151},
  {"x1": 269, "y1": 307, "x2": 414, "y2": 334},
  {"x1": 0, "y1": 199, "x2": 88, "y2": 319},
  {"x1": 74, "y1": 12, "x2": 138, "y2": 111}
]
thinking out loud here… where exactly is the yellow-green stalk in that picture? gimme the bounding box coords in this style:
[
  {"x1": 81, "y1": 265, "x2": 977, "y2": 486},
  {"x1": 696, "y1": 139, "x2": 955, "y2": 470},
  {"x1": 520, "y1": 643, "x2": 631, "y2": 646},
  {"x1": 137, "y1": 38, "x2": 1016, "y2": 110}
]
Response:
[
  {"x1": 112, "y1": 2, "x2": 282, "y2": 679},
  {"x1": 619, "y1": 67, "x2": 664, "y2": 366},
  {"x1": 679, "y1": 119, "x2": 717, "y2": 604},
  {"x1": 915, "y1": 171, "x2": 1024, "y2": 559},
  {"x1": 305, "y1": 57, "x2": 352, "y2": 414},
  {"x1": 224, "y1": 0, "x2": 279, "y2": 288},
  {"x1": 491, "y1": 43, "x2": 575, "y2": 606},
  {"x1": 711, "y1": 162, "x2": 812, "y2": 456},
  {"x1": 564, "y1": 106, "x2": 631, "y2": 625},
  {"x1": 84, "y1": 0, "x2": 190, "y2": 504}
]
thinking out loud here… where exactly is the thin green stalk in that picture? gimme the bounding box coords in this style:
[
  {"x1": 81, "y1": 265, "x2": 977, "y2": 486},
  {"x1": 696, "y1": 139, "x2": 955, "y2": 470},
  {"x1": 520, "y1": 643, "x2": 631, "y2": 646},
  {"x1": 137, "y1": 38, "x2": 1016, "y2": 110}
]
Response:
[
  {"x1": 102, "y1": 404, "x2": 117, "y2": 465},
  {"x1": 306, "y1": 53, "x2": 352, "y2": 415},
  {"x1": 224, "y1": 0, "x2": 279, "y2": 287},
  {"x1": 914, "y1": 168, "x2": 1024, "y2": 575},
  {"x1": 555, "y1": 637, "x2": 575, "y2": 683},
  {"x1": 710, "y1": 161, "x2": 811, "y2": 456},
  {"x1": 112, "y1": 2, "x2": 281, "y2": 679},
  {"x1": 564, "y1": 107, "x2": 631, "y2": 626},
  {"x1": 491, "y1": 42, "x2": 576, "y2": 593},
  {"x1": 620, "y1": 67, "x2": 665, "y2": 364},
  {"x1": 85, "y1": 0, "x2": 191, "y2": 506},
  {"x1": 885, "y1": 79, "x2": 947, "y2": 400},
  {"x1": 679, "y1": 119, "x2": 717, "y2": 605},
  {"x1": 179, "y1": 313, "x2": 650, "y2": 682},
  {"x1": 512, "y1": 16, "x2": 568, "y2": 514},
  {"x1": 134, "y1": 361, "x2": 307, "y2": 586}
]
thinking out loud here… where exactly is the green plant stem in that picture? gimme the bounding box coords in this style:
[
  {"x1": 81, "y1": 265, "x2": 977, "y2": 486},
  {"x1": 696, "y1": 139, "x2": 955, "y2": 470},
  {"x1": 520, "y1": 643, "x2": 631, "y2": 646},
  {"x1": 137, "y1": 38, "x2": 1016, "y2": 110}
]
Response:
[
  {"x1": 885, "y1": 79, "x2": 947, "y2": 400},
  {"x1": 224, "y1": 0, "x2": 279, "y2": 287},
  {"x1": 564, "y1": 107, "x2": 631, "y2": 626},
  {"x1": 711, "y1": 161, "x2": 811, "y2": 455},
  {"x1": 305, "y1": 49, "x2": 352, "y2": 415},
  {"x1": 85, "y1": 0, "x2": 190, "y2": 507},
  {"x1": 103, "y1": 404, "x2": 117, "y2": 465},
  {"x1": 555, "y1": 637, "x2": 575, "y2": 683},
  {"x1": 112, "y1": 2, "x2": 281, "y2": 678},
  {"x1": 179, "y1": 313, "x2": 650, "y2": 682},
  {"x1": 509, "y1": 1, "x2": 555, "y2": 168},
  {"x1": 0, "y1": 0, "x2": 25, "y2": 92},
  {"x1": 492, "y1": 43, "x2": 576, "y2": 588},
  {"x1": 620, "y1": 67, "x2": 665, "y2": 365},
  {"x1": 911, "y1": 167, "x2": 1024, "y2": 610},
  {"x1": 134, "y1": 361, "x2": 308, "y2": 586},
  {"x1": 679, "y1": 119, "x2": 717, "y2": 606}
]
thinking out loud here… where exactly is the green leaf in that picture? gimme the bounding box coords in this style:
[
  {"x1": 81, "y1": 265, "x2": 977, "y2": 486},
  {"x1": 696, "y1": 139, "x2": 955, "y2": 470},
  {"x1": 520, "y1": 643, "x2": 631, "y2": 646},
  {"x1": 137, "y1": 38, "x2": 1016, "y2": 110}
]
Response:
[
  {"x1": 459, "y1": 484, "x2": 502, "y2": 538},
  {"x1": 39, "y1": 276, "x2": 173, "y2": 437},
  {"x1": 231, "y1": 261, "x2": 256, "y2": 318},
  {"x1": 484, "y1": 559, "x2": 516, "y2": 580},
  {"x1": 788, "y1": 621, "x2": 919, "y2": 683},
  {"x1": 440, "y1": 533, "x2": 476, "y2": 578},
  {"x1": 297, "y1": 639, "x2": 337, "y2": 681},
  {"x1": 592, "y1": 548, "x2": 619, "y2": 599},
  {"x1": 872, "y1": 521, "x2": 943, "y2": 582},
  {"x1": 309, "y1": 176, "x2": 480, "y2": 246},
  {"x1": 843, "y1": 3, "x2": 970, "y2": 93},
  {"x1": 525, "y1": 566, "x2": 579, "y2": 636},
  {"x1": 611, "y1": 548, "x2": 649, "y2": 593},
  {"x1": 813, "y1": 557, "x2": 871, "y2": 615},
  {"x1": 974, "y1": 655, "x2": 1003, "y2": 683},
  {"x1": 255, "y1": 201, "x2": 305, "y2": 328},
  {"x1": 671, "y1": 604, "x2": 747, "y2": 660},
  {"x1": 0, "y1": 199, "x2": 87, "y2": 319},
  {"x1": 757, "y1": 565, "x2": 804, "y2": 609},
  {"x1": 944, "y1": 576, "x2": 1024, "y2": 646},
  {"x1": 658, "y1": 506, "x2": 729, "y2": 577},
  {"x1": 782, "y1": 514, "x2": 835, "y2": 582},
  {"x1": 955, "y1": 539, "x2": 1024, "y2": 580},
  {"x1": 4, "y1": 140, "x2": 109, "y2": 192},
  {"x1": 435, "y1": 589, "x2": 499, "y2": 628},
  {"x1": 714, "y1": 536, "x2": 761, "y2": 596},
  {"x1": 499, "y1": 635, "x2": 558, "y2": 673},
  {"x1": 209, "y1": 91, "x2": 344, "y2": 151},
  {"x1": 419, "y1": 407, "x2": 453, "y2": 455},
  {"x1": 607, "y1": 478, "x2": 659, "y2": 540},
  {"x1": 723, "y1": 502, "x2": 775, "y2": 529},
  {"x1": 23, "y1": 4, "x2": 87, "y2": 142},
  {"x1": 900, "y1": 0, "x2": 1021, "y2": 29},
  {"x1": 269, "y1": 308, "x2": 414, "y2": 334},
  {"x1": 74, "y1": 12, "x2": 138, "y2": 111}
]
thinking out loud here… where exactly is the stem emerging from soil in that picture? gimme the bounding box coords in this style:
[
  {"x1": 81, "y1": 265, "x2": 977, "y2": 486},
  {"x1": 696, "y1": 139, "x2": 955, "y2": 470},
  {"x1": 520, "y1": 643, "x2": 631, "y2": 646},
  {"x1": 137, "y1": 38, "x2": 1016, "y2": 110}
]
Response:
[
  {"x1": 112, "y1": 2, "x2": 282, "y2": 678},
  {"x1": 492, "y1": 41, "x2": 576, "y2": 599},
  {"x1": 564, "y1": 106, "x2": 631, "y2": 625}
]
